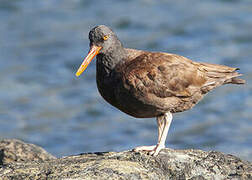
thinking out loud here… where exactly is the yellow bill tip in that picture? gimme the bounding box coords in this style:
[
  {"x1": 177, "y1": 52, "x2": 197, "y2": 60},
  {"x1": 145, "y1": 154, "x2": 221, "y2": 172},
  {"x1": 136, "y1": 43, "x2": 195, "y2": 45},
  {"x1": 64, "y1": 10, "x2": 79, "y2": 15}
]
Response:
[
  {"x1": 75, "y1": 71, "x2": 81, "y2": 77},
  {"x1": 75, "y1": 66, "x2": 86, "y2": 77}
]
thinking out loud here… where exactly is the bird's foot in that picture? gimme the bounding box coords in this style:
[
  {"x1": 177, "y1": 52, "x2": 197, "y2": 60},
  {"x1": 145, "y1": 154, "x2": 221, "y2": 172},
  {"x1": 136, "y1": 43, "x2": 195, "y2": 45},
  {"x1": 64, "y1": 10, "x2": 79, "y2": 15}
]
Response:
[
  {"x1": 133, "y1": 145, "x2": 156, "y2": 152},
  {"x1": 149, "y1": 144, "x2": 165, "y2": 156},
  {"x1": 133, "y1": 144, "x2": 165, "y2": 156}
]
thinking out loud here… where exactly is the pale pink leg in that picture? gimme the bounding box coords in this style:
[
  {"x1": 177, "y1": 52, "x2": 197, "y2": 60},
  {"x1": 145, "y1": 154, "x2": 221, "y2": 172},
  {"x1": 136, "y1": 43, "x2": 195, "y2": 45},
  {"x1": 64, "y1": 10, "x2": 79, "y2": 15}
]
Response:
[
  {"x1": 133, "y1": 112, "x2": 173, "y2": 156},
  {"x1": 151, "y1": 112, "x2": 172, "y2": 156},
  {"x1": 134, "y1": 116, "x2": 164, "y2": 152}
]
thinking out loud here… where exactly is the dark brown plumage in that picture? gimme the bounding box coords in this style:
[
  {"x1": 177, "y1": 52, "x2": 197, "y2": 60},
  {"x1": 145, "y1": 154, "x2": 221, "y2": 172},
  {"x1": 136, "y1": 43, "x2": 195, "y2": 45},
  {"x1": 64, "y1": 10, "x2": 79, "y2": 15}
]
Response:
[{"x1": 76, "y1": 25, "x2": 245, "y2": 156}]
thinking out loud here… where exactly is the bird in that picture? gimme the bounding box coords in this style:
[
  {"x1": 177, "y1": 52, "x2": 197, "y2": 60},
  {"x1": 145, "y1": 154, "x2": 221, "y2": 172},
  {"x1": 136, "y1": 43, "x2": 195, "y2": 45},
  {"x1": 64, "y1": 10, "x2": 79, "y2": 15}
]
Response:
[{"x1": 75, "y1": 25, "x2": 245, "y2": 156}]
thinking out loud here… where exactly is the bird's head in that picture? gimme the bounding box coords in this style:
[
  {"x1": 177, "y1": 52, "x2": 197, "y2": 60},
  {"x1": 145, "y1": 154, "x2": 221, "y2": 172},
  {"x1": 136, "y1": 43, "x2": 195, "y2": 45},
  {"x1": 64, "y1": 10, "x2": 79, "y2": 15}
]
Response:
[{"x1": 76, "y1": 25, "x2": 121, "y2": 77}]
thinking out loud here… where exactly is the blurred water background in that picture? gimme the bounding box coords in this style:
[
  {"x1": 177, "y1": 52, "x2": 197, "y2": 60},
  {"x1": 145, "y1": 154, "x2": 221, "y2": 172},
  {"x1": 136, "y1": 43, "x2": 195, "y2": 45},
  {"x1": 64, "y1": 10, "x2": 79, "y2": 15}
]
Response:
[{"x1": 0, "y1": 0, "x2": 251, "y2": 161}]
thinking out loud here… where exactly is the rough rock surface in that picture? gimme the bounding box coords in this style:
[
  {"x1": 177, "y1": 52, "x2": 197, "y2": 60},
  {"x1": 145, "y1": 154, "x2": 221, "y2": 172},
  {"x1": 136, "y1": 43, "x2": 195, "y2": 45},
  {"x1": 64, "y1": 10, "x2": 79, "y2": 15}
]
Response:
[
  {"x1": 0, "y1": 140, "x2": 251, "y2": 180},
  {"x1": 0, "y1": 139, "x2": 56, "y2": 165}
]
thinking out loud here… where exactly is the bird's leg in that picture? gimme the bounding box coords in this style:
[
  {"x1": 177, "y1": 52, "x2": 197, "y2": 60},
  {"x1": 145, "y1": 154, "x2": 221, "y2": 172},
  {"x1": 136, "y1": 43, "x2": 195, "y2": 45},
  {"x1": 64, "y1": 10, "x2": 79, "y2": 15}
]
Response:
[
  {"x1": 133, "y1": 112, "x2": 173, "y2": 156},
  {"x1": 133, "y1": 116, "x2": 164, "y2": 152},
  {"x1": 157, "y1": 115, "x2": 165, "y2": 142},
  {"x1": 150, "y1": 112, "x2": 173, "y2": 156}
]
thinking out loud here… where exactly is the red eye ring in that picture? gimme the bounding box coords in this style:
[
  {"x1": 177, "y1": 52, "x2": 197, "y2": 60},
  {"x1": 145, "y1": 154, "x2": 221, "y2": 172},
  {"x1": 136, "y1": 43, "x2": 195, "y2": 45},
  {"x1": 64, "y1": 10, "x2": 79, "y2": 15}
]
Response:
[{"x1": 103, "y1": 35, "x2": 109, "y2": 40}]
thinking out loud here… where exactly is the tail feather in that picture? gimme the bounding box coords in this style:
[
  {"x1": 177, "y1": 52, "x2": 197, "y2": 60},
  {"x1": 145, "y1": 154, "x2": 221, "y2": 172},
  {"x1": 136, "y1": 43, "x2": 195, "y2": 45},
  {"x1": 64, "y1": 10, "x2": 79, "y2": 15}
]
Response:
[
  {"x1": 225, "y1": 75, "x2": 246, "y2": 84},
  {"x1": 197, "y1": 62, "x2": 245, "y2": 90}
]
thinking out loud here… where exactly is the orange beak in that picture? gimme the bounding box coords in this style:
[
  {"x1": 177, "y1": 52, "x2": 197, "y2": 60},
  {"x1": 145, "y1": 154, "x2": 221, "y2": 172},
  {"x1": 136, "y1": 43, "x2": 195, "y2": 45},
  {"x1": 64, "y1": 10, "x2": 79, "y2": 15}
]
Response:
[{"x1": 75, "y1": 45, "x2": 102, "y2": 77}]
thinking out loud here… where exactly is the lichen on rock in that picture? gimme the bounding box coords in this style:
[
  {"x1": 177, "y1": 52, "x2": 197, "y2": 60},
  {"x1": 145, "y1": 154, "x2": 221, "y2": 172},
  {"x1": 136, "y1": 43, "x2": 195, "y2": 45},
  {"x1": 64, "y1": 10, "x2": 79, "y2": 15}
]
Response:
[{"x1": 0, "y1": 139, "x2": 251, "y2": 179}]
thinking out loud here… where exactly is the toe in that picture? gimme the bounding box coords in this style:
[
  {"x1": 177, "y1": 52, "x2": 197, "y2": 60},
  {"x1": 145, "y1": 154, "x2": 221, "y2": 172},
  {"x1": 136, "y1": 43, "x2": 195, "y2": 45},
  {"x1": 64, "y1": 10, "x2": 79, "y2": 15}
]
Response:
[{"x1": 133, "y1": 145, "x2": 156, "y2": 152}]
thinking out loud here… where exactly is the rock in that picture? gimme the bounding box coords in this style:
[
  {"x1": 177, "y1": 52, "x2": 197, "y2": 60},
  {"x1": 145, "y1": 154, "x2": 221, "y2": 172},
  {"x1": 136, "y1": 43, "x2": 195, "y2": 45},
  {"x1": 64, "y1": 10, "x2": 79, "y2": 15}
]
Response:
[
  {"x1": 0, "y1": 139, "x2": 56, "y2": 165},
  {"x1": 0, "y1": 141, "x2": 251, "y2": 180}
]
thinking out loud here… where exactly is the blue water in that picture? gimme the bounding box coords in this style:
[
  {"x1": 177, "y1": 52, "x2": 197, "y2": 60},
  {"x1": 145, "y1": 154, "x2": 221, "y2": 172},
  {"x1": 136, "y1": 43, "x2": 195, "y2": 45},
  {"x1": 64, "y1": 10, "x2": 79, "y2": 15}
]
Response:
[{"x1": 0, "y1": 0, "x2": 251, "y2": 161}]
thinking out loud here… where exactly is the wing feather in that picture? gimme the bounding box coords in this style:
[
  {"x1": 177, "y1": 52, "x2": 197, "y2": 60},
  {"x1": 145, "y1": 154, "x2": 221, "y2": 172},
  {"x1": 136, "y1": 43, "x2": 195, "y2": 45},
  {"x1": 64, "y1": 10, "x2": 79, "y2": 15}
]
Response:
[{"x1": 121, "y1": 52, "x2": 206, "y2": 100}]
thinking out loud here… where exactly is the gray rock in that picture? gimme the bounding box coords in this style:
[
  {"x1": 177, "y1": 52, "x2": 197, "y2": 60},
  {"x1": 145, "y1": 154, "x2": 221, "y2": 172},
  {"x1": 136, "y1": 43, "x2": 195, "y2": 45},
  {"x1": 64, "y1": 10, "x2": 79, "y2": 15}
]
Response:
[
  {"x1": 0, "y1": 139, "x2": 56, "y2": 165},
  {"x1": 0, "y1": 143, "x2": 251, "y2": 180}
]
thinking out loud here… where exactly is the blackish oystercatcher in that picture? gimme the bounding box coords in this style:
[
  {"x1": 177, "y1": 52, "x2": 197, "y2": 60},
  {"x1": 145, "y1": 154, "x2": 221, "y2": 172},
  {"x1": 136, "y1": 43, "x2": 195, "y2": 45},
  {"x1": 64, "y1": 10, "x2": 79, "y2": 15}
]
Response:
[{"x1": 76, "y1": 25, "x2": 245, "y2": 156}]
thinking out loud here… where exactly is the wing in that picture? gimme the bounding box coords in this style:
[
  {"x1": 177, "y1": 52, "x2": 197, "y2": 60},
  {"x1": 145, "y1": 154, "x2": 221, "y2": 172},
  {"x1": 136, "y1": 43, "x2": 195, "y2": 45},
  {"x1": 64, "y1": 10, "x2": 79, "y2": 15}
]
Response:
[
  {"x1": 114, "y1": 50, "x2": 244, "y2": 114},
  {"x1": 120, "y1": 52, "x2": 207, "y2": 101}
]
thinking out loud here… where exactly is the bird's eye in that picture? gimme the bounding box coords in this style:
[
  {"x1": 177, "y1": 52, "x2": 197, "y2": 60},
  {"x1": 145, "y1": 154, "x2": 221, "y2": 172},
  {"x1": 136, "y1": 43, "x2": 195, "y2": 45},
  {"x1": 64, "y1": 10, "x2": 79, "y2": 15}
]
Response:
[{"x1": 103, "y1": 35, "x2": 109, "y2": 41}]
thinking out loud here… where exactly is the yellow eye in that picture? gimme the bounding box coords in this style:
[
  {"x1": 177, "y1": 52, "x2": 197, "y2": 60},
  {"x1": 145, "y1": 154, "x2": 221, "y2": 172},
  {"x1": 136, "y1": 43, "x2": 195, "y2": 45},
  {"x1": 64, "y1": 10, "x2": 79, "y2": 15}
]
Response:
[{"x1": 103, "y1": 35, "x2": 109, "y2": 41}]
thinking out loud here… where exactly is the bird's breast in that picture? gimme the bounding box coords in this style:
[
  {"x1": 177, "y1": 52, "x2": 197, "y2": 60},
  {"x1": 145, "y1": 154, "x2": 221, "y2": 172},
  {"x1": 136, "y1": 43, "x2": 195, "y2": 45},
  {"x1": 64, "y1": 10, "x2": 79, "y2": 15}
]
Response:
[
  {"x1": 96, "y1": 60, "x2": 120, "y2": 107},
  {"x1": 96, "y1": 66, "x2": 162, "y2": 118},
  {"x1": 95, "y1": 56, "x2": 166, "y2": 118}
]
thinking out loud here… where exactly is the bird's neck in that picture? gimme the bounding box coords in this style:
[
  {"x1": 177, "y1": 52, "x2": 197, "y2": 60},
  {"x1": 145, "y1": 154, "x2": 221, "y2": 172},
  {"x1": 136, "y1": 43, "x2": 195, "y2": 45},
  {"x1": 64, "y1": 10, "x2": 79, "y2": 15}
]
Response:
[{"x1": 96, "y1": 46, "x2": 127, "y2": 72}]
